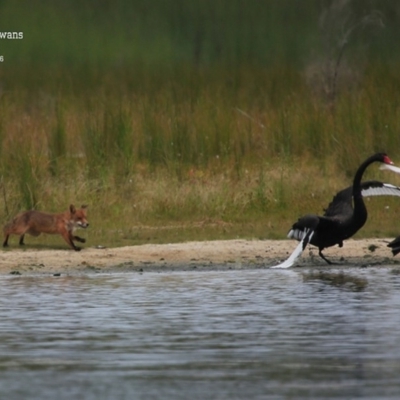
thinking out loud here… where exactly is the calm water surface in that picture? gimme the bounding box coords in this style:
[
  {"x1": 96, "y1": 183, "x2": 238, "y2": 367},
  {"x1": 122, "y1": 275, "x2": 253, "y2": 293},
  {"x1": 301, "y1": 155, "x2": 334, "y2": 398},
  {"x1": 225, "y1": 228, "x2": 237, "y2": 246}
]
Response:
[{"x1": 1, "y1": 266, "x2": 400, "y2": 399}]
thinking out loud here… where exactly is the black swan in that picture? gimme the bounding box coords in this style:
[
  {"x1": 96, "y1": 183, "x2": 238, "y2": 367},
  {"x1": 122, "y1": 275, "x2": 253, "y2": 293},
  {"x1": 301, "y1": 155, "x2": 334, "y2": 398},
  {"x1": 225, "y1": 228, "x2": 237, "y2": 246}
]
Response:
[
  {"x1": 272, "y1": 153, "x2": 400, "y2": 268},
  {"x1": 388, "y1": 236, "x2": 400, "y2": 256},
  {"x1": 380, "y1": 163, "x2": 400, "y2": 257}
]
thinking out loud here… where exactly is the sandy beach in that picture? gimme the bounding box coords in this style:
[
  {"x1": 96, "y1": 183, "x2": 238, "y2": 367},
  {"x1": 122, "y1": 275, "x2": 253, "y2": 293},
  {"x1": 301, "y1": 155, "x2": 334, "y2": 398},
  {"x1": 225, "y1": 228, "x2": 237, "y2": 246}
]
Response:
[{"x1": 0, "y1": 238, "x2": 399, "y2": 276}]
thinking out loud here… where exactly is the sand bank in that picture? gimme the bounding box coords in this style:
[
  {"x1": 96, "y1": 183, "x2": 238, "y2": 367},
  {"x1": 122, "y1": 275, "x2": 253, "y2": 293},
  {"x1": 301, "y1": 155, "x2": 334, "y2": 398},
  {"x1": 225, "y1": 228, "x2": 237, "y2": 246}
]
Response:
[{"x1": 0, "y1": 238, "x2": 399, "y2": 276}]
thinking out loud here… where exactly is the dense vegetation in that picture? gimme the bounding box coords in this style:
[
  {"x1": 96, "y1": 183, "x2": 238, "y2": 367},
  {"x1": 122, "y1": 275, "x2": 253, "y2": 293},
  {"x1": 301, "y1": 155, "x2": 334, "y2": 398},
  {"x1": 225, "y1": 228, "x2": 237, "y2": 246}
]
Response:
[{"x1": 0, "y1": 0, "x2": 400, "y2": 247}]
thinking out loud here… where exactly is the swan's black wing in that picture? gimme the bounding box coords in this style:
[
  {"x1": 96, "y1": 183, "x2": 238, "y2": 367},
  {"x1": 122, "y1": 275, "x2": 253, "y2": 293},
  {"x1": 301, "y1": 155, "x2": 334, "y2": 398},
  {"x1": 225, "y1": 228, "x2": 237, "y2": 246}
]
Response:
[
  {"x1": 290, "y1": 181, "x2": 400, "y2": 243},
  {"x1": 323, "y1": 181, "x2": 400, "y2": 217},
  {"x1": 288, "y1": 214, "x2": 338, "y2": 240},
  {"x1": 272, "y1": 214, "x2": 338, "y2": 268},
  {"x1": 388, "y1": 236, "x2": 400, "y2": 256},
  {"x1": 323, "y1": 186, "x2": 353, "y2": 218}
]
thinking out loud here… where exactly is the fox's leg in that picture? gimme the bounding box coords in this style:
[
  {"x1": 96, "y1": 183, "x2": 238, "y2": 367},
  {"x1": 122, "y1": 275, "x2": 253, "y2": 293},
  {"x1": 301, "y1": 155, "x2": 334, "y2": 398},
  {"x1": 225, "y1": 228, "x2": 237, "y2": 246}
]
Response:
[
  {"x1": 3, "y1": 230, "x2": 27, "y2": 247},
  {"x1": 3, "y1": 219, "x2": 30, "y2": 248},
  {"x1": 3, "y1": 234, "x2": 9, "y2": 247},
  {"x1": 73, "y1": 235, "x2": 86, "y2": 243},
  {"x1": 61, "y1": 230, "x2": 81, "y2": 251}
]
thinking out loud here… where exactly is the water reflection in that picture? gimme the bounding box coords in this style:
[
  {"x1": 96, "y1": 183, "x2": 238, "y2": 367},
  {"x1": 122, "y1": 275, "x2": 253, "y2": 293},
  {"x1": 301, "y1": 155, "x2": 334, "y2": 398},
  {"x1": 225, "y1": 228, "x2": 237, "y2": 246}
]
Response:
[
  {"x1": 0, "y1": 267, "x2": 400, "y2": 399},
  {"x1": 302, "y1": 269, "x2": 369, "y2": 291}
]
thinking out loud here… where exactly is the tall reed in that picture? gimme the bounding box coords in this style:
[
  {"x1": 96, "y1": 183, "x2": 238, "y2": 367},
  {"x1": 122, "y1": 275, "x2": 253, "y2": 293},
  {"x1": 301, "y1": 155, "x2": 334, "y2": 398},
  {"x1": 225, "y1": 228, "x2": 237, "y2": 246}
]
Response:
[{"x1": 0, "y1": 63, "x2": 399, "y2": 245}]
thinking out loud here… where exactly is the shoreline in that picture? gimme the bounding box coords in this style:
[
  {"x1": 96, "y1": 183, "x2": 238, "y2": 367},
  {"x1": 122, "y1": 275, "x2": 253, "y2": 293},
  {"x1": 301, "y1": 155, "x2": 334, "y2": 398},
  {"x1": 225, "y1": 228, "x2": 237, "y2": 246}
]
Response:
[{"x1": 0, "y1": 238, "x2": 399, "y2": 276}]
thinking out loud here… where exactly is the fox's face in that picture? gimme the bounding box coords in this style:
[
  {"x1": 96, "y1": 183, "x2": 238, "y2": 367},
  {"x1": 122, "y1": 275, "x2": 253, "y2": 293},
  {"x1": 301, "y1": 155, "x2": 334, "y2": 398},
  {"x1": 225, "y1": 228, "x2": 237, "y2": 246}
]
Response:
[{"x1": 70, "y1": 204, "x2": 89, "y2": 229}]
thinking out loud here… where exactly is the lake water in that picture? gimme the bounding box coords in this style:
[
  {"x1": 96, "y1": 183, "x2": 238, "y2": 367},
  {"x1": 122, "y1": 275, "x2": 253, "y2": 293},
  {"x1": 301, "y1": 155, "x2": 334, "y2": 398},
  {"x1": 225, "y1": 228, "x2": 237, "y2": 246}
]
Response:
[{"x1": 1, "y1": 266, "x2": 400, "y2": 399}]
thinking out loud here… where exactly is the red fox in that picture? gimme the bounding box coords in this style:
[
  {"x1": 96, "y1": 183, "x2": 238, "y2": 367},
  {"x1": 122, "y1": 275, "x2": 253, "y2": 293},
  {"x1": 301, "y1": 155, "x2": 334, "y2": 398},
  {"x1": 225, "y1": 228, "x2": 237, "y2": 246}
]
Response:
[{"x1": 3, "y1": 204, "x2": 89, "y2": 251}]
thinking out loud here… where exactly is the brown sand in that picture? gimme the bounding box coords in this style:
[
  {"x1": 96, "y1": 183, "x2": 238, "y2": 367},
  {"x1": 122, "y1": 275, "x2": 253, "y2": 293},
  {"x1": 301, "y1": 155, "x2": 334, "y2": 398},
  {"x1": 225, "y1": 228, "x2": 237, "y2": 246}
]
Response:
[{"x1": 0, "y1": 238, "x2": 399, "y2": 276}]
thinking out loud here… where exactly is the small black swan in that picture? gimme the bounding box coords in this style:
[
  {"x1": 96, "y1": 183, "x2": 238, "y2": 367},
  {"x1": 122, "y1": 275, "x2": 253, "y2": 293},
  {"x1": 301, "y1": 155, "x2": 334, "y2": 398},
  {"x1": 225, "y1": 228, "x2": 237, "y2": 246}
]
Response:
[
  {"x1": 388, "y1": 236, "x2": 400, "y2": 256},
  {"x1": 272, "y1": 153, "x2": 400, "y2": 268},
  {"x1": 378, "y1": 162, "x2": 400, "y2": 257}
]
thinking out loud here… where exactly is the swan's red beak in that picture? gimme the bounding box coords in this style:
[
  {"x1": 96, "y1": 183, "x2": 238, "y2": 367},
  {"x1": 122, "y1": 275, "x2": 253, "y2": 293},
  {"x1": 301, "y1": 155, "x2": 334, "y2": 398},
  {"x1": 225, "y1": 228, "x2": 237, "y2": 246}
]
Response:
[{"x1": 383, "y1": 155, "x2": 394, "y2": 165}]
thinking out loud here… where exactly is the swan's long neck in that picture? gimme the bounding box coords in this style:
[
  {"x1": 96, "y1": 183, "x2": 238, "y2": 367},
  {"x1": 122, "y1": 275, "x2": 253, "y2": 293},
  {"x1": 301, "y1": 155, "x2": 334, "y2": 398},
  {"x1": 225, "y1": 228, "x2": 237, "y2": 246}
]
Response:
[
  {"x1": 352, "y1": 156, "x2": 380, "y2": 217},
  {"x1": 352, "y1": 156, "x2": 379, "y2": 199}
]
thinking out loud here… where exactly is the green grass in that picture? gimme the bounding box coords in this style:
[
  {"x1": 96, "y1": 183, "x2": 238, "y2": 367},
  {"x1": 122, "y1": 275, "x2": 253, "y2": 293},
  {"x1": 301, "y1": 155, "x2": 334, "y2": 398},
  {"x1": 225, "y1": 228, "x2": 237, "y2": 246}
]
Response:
[{"x1": 1, "y1": 1, "x2": 400, "y2": 248}]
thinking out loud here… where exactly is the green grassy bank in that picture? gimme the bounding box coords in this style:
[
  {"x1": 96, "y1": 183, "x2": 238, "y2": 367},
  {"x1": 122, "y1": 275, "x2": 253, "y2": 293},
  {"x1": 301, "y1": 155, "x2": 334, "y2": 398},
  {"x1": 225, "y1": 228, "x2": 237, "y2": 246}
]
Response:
[
  {"x1": 0, "y1": 1, "x2": 400, "y2": 248},
  {"x1": 1, "y1": 64, "x2": 400, "y2": 248}
]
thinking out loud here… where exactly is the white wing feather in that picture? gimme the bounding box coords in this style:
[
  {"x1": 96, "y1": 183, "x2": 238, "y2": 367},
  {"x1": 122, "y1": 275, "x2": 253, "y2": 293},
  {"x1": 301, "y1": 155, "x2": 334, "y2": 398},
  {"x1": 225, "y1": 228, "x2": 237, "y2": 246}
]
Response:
[
  {"x1": 361, "y1": 183, "x2": 400, "y2": 197},
  {"x1": 287, "y1": 228, "x2": 304, "y2": 241},
  {"x1": 380, "y1": 164, "x2": 400, "y2": 174},
  {"x1": 271, "y1": 229, "x2": 314, "y2": 269}
]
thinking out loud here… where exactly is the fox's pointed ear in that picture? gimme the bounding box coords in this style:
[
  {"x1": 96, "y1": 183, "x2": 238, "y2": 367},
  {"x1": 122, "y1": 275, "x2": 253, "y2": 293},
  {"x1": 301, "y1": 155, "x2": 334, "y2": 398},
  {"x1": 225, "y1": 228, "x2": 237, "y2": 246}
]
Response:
[
  {"x1": 81, "y1": 204, "x2": 88, "y2": 209},
  {"x1": 69, "y1": 204, "x2": 76, "y2": 214}
]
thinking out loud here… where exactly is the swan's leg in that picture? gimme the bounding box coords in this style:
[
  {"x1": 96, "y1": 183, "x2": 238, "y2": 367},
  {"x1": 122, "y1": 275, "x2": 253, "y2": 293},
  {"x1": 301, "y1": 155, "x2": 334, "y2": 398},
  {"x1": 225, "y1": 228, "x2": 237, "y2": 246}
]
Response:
[{"x1": 318, "y1": 249, "x2": 333, "y2": 265}]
